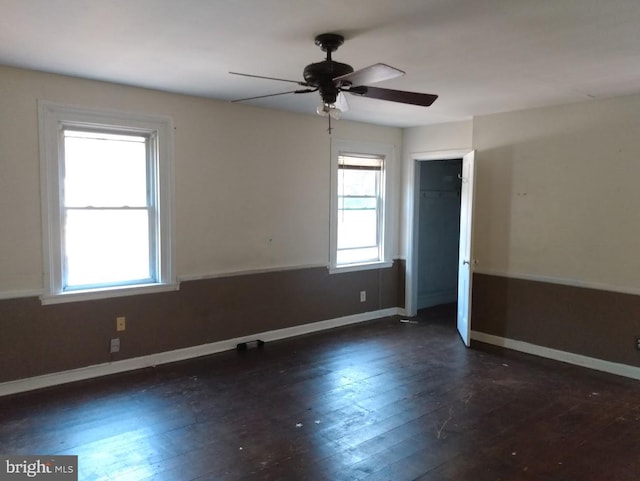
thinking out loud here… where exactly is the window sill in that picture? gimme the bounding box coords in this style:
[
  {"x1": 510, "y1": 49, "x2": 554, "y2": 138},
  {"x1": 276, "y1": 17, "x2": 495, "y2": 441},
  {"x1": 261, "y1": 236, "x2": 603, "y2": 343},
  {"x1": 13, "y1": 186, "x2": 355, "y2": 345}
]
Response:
[
  {"x1": 328, "y1": 260, "x2": 393, "y2": 275},
  {"x1": 40, "y1": 282, "x2": 180, "y2": 305}
]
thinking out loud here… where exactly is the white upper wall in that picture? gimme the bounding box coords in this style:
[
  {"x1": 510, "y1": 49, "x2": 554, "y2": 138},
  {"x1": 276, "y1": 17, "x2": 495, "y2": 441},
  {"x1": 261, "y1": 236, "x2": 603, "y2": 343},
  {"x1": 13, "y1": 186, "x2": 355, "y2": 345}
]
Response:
[
  {"x1": 5, "y1": 62, "x2": 639, "y2": 298},
  {"x1": 401, "y1": 96, "x2": 640, "y2": 295},
  {"x1": 473, "y1": 93, "x2": 640, "y2": 292},
  {"x1": 0, "y1": 65, "x2": 402, "y2": 296},
  {"x1": 403, "y1": 121, "x2": 473, "y2": 155}
]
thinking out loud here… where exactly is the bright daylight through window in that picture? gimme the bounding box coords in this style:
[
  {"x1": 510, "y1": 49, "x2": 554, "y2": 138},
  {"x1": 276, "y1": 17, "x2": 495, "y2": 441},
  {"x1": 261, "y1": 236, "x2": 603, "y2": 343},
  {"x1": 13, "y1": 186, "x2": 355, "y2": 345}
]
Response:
[
  {"x1": 330, "y1": 140, "x2": 393, "y2": 272},
  {"x1": 63, "y1": 130, "x2": 153, "y2": 288},
  {"x1": 337, "y1": 154, "x2": 384, "y2": 265},
  {"x1": 39, "y1": 103, "x2": 175, "y2": 303}
]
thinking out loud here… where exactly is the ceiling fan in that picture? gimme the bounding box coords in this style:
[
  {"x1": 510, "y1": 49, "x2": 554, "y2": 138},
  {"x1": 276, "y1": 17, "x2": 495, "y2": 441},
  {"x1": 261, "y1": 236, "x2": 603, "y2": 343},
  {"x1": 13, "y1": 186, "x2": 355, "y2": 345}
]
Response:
[{"x1": 230, "y1": 33, "x2": 438, "y2": 125}]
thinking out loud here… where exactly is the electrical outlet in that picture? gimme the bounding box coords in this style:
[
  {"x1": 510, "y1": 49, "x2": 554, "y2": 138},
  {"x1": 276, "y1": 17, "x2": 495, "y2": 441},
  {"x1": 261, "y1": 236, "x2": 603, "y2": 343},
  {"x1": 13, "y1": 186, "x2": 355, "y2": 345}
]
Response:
[
  {"x1": 110, "y1": 338, "x2": 120, "y2": 353},
  {"x1": 116, "y1": 316, "x2": 126, "y2": 331},
  {"x1": 360, "y1": 290, "x2": 366, "y2": 302}
]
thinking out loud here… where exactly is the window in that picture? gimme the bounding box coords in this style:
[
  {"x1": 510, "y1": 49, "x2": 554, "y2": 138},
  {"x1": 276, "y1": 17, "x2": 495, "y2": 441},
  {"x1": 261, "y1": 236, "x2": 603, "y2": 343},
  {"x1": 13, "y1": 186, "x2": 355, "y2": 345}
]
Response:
[
  {"x1": 330, "y1": 140, "x2": 393, "y2": 272},
  {"x1": 39, "y1": 102, "x2": 175, "y2": 303}
]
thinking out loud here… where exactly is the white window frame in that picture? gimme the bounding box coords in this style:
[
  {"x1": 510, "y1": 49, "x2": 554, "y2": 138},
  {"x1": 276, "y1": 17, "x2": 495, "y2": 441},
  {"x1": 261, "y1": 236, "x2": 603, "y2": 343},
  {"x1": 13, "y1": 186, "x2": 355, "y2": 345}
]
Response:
[
  {"x1": 329, "y1": 139, "x2": 394, "y2": 273},
  {"x1": 38, "y1": 101, "x2": 177, "y2": 304}
]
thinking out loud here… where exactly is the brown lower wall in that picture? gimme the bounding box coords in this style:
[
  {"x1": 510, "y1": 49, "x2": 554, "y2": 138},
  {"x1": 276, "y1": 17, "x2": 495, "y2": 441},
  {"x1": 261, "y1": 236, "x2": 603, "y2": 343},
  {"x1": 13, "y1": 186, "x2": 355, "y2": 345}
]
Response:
[
  {"x1": 472, "y1": 273, "x2": 640, "y2": 367},
  {"x1": 0, "y1": 262, "x2": 405, "y2": 384},
  {"x1": 10, "y1": 267, "x2": 636, "y2": 386}
]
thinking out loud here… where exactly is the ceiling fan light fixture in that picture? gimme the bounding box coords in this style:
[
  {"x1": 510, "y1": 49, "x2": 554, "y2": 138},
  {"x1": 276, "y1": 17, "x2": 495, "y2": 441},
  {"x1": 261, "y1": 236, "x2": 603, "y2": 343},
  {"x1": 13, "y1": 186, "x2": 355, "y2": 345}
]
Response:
[{"x1": 317, "y1": 103, "x2": 341, "y2": 119}]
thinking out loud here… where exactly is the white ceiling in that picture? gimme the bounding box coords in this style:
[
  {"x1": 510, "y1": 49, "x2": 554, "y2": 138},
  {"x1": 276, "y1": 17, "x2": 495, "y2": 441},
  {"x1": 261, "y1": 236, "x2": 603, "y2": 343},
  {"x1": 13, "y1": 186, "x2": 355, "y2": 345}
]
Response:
[{"x1": 1, "y1": 0, "x2": 640, "y2": 127}]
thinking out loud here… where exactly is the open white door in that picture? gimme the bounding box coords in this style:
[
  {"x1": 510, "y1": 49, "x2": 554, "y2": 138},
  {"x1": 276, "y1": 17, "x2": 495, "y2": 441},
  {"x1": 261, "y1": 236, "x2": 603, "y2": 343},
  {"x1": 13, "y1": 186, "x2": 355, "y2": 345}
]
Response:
[{"x1": 457, "y1": 151, "x2": 476, "y2": 346}]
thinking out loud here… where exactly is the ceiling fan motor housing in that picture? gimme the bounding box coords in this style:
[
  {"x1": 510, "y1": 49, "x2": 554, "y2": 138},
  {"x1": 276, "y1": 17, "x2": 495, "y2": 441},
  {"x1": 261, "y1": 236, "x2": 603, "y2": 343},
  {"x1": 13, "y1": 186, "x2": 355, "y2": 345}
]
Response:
[
  {"x1": 304, "y1": 33, "x2": 354, "y2": 105},
  {"x1": 303, "y1": 61, "x2": 353, "y2": 104}
]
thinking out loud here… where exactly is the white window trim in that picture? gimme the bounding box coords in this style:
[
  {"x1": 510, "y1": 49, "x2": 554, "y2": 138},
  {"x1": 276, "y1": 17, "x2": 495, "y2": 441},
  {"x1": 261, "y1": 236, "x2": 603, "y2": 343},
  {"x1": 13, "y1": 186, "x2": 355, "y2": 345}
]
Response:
[
  {"x1": 329, "y1": 139, "x2": 394, "y2": 274},
  {"x1": 38, "y1": 101, "x2": 177, "y2": 304}
]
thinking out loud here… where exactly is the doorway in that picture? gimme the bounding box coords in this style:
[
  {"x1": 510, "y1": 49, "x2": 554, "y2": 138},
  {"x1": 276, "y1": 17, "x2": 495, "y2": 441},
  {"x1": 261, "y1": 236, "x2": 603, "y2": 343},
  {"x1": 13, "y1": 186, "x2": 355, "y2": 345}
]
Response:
[
  {"x1": 416, "y1": 159, "x2": 462, "y2": 312},
  {"x1": 405, "y1": 149, "x2": 476, "y2": 345}
]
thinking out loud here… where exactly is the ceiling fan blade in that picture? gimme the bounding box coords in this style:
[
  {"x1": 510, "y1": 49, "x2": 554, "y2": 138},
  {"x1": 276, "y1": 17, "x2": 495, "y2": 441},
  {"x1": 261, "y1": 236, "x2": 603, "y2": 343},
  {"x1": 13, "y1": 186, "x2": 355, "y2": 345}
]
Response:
[
  {"x1": 334, "y1": 63, "x2": 404, "y2": 86},
  {"x1": 231, "y1": 88, "x2": 317, "y2": 103},
  {"x1": 348, "y1": 86, "x2": 438, "y2": 107},
  {"x1": 229, "y1": 71, "x2": 308, "y2": 86}
]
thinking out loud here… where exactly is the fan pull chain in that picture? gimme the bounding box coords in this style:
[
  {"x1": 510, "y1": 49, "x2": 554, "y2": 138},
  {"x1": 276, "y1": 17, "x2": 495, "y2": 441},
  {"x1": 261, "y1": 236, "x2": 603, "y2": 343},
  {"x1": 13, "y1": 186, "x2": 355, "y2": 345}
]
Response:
[{"x1": 339, "y1": 154, "x2": 345, "y2": 222}]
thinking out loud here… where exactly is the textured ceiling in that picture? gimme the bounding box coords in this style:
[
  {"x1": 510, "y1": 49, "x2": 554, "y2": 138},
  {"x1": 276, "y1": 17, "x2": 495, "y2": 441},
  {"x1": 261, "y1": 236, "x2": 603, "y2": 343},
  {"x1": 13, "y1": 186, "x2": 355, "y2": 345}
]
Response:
[{"x1": 1, "y1": 0, "x2": 640, "y2": 127}]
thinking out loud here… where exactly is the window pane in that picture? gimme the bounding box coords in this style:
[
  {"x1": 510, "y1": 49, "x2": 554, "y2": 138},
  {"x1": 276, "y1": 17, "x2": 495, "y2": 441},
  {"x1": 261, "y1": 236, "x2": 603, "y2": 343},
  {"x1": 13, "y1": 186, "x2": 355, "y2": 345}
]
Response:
[
  {"x1": 339, "y1": 196, "x2": 377, "y2": 210},
  {"x1": 337, "y1": 209, "x2": 377, "y2": 249},
  {"x1": 64, "y1": 132, "x2": 148, "y2": 208},
  {"x1": 338, "y1": 170, "x2": 378, "y2": 196},
  {"x1": 337, "y1": 246, "x2": 380, "y2": 265},
  {"x1": 333, "y1": 146, "x2": 387, "y2": 269},
  {"x1": 64, "y1": 209, "x2": 151, "y2": 288},
  {"x1": 336, "y1": 156, "x2": 382, "y2": 265}
]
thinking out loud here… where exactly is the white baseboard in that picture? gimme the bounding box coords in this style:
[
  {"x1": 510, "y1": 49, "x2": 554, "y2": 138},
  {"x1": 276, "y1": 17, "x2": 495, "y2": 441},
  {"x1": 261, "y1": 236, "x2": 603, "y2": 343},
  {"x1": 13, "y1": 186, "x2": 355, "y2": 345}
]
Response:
[
  {"x1": 471, "y1": 330, "x2": 640, "y2": 381},
  {"x1": 0, "y1": 308, "x2": 401, "y2": 397}
]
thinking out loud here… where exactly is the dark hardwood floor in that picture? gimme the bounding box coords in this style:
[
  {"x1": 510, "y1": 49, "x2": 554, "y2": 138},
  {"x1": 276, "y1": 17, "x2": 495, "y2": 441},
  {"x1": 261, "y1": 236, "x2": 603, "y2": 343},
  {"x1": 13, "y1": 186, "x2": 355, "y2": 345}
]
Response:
[{"x1": 1, "y1": 305, "x2": 639, "y2": 481}]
